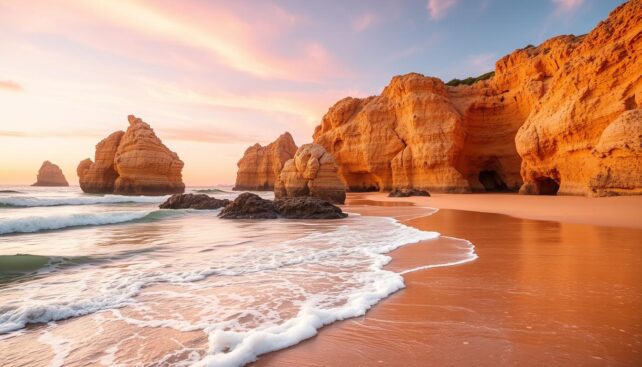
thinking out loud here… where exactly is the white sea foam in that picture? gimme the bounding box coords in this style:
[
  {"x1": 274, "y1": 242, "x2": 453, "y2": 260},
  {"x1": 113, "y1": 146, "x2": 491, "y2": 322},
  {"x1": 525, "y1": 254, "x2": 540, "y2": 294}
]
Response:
[
  {"x1": 0, "y1": 210, "x2": 165, "y2": 235},
  {"x1": 0, "y1": 194, "x2": 168, "y2": 207}
]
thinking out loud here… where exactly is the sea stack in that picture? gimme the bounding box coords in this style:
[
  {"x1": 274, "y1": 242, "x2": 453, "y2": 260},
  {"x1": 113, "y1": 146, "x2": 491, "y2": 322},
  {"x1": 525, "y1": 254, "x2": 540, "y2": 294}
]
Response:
[
  {"x1": 313, "y1": 0, "x2": 642, "y2": 197},
  {"x1": 77, "y1": 115, "x2": 185, "y2": 195},
  {"x1": 234, "y1": 132, "x2": 298, "y2": 191},
  {"x1": 275, "y1": 143, "x2": 346, "y2": 204},
  {"x1": 31, "y1": 161, "x2": 69, "y2": 186}
]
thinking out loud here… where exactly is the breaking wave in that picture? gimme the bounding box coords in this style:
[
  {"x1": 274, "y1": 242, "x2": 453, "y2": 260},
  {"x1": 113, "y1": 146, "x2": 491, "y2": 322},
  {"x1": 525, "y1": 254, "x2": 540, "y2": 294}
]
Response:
[
  {"x1": 0, "y1": 209, "x2": 182, "y2": 235},
  {"x1": 0, "y1": 195, "x2": 168, "y2": 208}
]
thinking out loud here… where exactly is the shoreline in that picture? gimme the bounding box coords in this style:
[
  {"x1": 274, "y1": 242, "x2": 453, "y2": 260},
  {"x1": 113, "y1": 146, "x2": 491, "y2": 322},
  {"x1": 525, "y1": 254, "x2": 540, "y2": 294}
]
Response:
[
  {"x1": 352, "y1": 192, "x2": 642, "y2": 229},
  {"x1": 254, "y1": 193, "x2": 642, "y2": 366}
]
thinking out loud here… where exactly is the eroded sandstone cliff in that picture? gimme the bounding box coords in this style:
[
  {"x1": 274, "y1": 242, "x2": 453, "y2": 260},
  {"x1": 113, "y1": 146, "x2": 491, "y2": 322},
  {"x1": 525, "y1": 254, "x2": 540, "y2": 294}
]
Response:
[
  {"x1": 234, "y1": 132, "x2": 298, "y2": 191},
  {"x1": 313, "y1": 0, "x2": 641, "y2": 196},
  {"x1": 78, "y1": 115, "x2": 185, "y2": 195},
  {"x1": 32, "y1": 161, "x2": 68, "y2": 186},
  {"x1": 275, "y1": 143, "x2": 346, "y2": 204}
]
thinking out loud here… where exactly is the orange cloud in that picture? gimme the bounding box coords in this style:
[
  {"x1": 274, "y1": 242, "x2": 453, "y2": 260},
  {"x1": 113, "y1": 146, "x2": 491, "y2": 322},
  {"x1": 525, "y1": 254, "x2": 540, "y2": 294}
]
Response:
[{"x1": 0, "y1": 80, "x2": 22, "y2": 92}]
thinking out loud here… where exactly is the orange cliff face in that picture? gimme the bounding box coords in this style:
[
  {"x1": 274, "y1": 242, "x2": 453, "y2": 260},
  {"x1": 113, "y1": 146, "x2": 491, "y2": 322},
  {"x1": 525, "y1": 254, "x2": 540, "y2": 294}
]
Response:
[
  {"x1": 233, "y1": 132, "x2": 298, "y2": 191},
  {"x1": 77, "y1": 115, "x2": 185, "y2": 195},
  {"x1": 32, "y1": 161, "x2": 69, "y2": 187},
  {"x1": 313, "y1": 0, "x2": 641, "y2": 196},
  {"x1": 515, "y1": 0, "x2": 642, "y2": 196}
]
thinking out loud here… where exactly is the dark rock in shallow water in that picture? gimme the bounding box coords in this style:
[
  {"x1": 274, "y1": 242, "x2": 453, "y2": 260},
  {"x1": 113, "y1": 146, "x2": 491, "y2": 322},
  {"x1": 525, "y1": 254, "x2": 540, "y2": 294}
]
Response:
[
  {"x1": 218, "y1": 193, "x2": 279, "y2": 219},
  {"x1": 218, "y1": 193, "x2": 347, "y2": 219},
  {"x1": 274, "y1": 197, "x2": 347, "y2": 219},
  {"x1": 388, "y1": 188, "x2": 431, "y2": 197},
  {"x1": 159, "y1": 193, "x2": 230, "y2": 210}
]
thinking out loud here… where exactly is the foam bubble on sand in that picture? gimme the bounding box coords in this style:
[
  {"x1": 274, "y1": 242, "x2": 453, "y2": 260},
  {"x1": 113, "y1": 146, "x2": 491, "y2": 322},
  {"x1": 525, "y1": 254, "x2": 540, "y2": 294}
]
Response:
[{"x1": 37, "y1": 325, "x2": 72, "y2": 367}]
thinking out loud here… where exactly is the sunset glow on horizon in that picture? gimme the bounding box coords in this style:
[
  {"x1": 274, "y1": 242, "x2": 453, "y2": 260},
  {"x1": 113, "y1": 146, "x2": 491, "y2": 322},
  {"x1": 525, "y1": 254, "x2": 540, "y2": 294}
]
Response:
[{"x1": 0, "y1": 0, "x2": 623, "y2": 185}]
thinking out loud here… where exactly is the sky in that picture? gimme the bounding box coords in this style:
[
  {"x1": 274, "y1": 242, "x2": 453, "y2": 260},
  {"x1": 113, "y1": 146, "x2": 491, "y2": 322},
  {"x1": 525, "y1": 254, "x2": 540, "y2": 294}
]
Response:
[{"x1": 0, "y1": 0, "x2": 626, "y2": 185}]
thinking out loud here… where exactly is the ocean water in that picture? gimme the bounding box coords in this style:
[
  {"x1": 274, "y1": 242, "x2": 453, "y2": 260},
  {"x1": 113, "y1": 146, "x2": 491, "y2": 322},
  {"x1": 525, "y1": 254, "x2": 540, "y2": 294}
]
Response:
[{"x1": 0, "y1": 185, "x2": 476, "y2": 366}]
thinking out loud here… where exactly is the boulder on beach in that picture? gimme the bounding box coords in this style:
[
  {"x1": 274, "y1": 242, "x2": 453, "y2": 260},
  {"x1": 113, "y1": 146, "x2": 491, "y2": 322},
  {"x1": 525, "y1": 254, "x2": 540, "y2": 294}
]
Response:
[
  {"x1": 218, "y1": 192, "x2": 279, "y2": 219},
  {"x1": 78, "y1": 115, "x2": 185, "y2": 196},
  {"x1": 159, "y1": 193, "x2": 230, "y2": 210},
  {"x1": 274, "y1": 143, "x2": 346, "y2": 204},
  {"x1": 32, "y1": 161, "x2": 69, "y2": 187},
  {"x1": 274, "y1": 197, "x2": 347, "y2": 219},
  {"x1": 388, "y1": 188, "x2": 431, "y2": 197},
  {"x1": 218, "y1": 192, "x2": 347, "y2": 219}
]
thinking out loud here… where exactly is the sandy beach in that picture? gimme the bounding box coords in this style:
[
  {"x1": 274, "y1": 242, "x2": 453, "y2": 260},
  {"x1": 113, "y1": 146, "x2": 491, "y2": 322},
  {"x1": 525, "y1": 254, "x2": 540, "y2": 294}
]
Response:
[{"x1": 254, "y1": 193, "x2": 642, "y2": 366}]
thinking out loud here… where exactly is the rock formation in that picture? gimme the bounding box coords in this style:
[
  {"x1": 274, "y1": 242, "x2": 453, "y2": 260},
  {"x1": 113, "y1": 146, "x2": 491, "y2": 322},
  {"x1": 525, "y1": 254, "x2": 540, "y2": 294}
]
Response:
[
  {"x1": 77, "y1": 115, "x2": 185, "y2": 195},
  {"x1": 219, "y1": 193, "x2": 279, "y2": 219},
  {"x1": 515, "y1": 1, "x2": 642, "y2": 196},
  {"x1": 274, "y1": 144, "x2": 346, "y2": 204},
  {"x1": 77, "y1": 131, "x2": 124, "y2": 193},
  {"x1": 218, "y1": 192, "x2": 347, "y2": 219},
  {"x1": 234, "y1": 132, "x2": 298, "y2": 191},
  {"x1": 159, "y1": 193, "x2": 230, "y2": 210},
  {"x1": 31, "y1": 161, "x2": 68, "y2": 186},
  {"x1": 388, "y1": 188, "x2": 430, "y2": 197},
  {"x1": 312, "y1": 0, "x2": 641, "y2": 196},
  {"x1": 274, "y1": 197, "x2": 348, "y2": 219}
]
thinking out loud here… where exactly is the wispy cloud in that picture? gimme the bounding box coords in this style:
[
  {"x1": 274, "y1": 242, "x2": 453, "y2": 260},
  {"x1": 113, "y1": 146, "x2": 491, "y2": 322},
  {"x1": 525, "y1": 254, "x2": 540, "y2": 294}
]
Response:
[
  {"x1": 161, "y1": 128, "x2": 262, "y2": 144},
  {"x1": 353, "y1": 12, "x2": 378, "y2": 32},
  {"x1": 467, "y1": 52, "x2": 496, "y2": 74},
  {"x1": 0, "y1": 0, "x2": 345, "y2": 83},
  {"x1": 139, "y1": 79, "x2": 337, "y2": 126},
  {"x1": 0, "y1": 126, "x2": 261, "y2": 145},
  {"x1": 0, "y1": 80, "x2": 23, "y2": 92},
  {"x1": 551, "y1": 0, "x2": 585, "y2": 16},
  {"x1": 427, "y1": 0, "x2": 458, "y2": 20}
]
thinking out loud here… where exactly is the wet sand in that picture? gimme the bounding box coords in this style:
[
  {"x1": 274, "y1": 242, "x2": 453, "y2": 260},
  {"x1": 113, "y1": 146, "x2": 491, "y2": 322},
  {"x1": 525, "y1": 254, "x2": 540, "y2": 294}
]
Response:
[{"x1": 254, "y1": 194, "x2": 642, "y2": 366}]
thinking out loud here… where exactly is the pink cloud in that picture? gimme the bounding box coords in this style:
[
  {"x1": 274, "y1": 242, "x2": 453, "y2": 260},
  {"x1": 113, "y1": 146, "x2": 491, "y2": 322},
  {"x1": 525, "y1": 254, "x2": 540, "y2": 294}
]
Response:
[
  {"x1": 551, "y1": 0, "x2": 584, "y2": 16},
  {"x1": 353, "y1": 12, "x2": 378, "y2": 32},
  {"x1": 0, "y1": 80, "x2": 23, "y2": 92},
  {"x1": 0, "y1": 0, "x2": 346, "y2": 83},
  {"x1": 427, "y1": 0, "x2": 458, "y2": 20}
]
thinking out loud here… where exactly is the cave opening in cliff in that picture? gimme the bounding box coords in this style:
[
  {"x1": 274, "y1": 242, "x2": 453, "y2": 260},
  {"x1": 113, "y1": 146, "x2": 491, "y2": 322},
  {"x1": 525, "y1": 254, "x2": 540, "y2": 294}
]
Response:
[
  {"x1": 535, "y1": 177, "x2": 560, "y2": 195},
  {"x1": 344, "y1": 172, "x2": 380, "y2": 192},
  {"x1": 478, "y1": 170, "x2": 509, "y2": 192}
]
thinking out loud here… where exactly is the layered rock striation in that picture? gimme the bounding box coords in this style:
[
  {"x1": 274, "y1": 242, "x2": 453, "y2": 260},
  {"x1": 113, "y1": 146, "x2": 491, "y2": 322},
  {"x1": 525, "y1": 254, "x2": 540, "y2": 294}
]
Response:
[
  {"x1": 274, "y1": 143, "x2": 346, "y2": 204},
  {"x1": 78, "y1": 115, "x2": 185, "y2": 195},
  {"x1": 32, "y1": 161, "x2": 68, "y2": 186},
  {"x1": 234, "y1": 132, "x2": 298, "y2": 191},
  {"x1": 312, "y1": 0, "x2": 641, "y2": 196}
]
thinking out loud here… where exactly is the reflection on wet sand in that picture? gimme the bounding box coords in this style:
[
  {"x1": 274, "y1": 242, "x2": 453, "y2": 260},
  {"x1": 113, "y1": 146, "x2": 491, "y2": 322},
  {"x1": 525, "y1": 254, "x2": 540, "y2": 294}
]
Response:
[{"x1": 255, "y1": 208, "x2": 642, "y2": 366}]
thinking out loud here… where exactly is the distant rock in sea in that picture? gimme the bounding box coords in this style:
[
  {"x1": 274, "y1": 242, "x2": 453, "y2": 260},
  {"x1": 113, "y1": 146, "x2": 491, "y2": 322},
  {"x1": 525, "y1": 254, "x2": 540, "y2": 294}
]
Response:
[
  {"x1": 159, "y1": 193, "x2": 230, "y2": 210},
  {"x1": 77, "y1": 115, "x2": 185, "y2": 196},
  {"x1": 234, "y1": 132, "x2": 298, "y2": 191},
  {"x1": 218, "y1": 192, "x2": 347, "y2": 219},
  {"x1": 275, "y1": 143, "x2": 346, "y2": 204},
  {"x1": 31, "y1": 161, "x2": 68, "y2": 187},
  {"x1": 312, "y1": 0, "x2": 642, "y2": 197}
]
